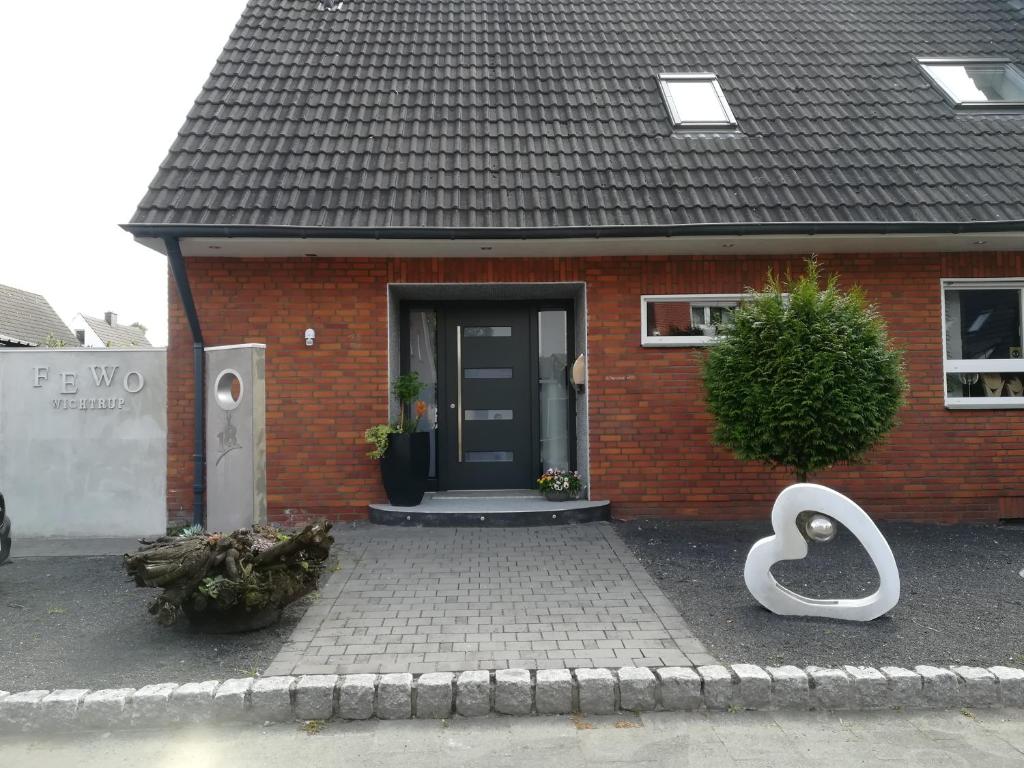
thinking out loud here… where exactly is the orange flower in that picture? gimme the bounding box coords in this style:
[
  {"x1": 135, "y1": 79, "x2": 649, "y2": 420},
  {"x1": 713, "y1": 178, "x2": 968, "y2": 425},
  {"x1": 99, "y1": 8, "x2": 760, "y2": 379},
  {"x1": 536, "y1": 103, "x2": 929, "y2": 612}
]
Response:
[{"x1": 415, "y1": 400, "x2": 428, "y2": 418}]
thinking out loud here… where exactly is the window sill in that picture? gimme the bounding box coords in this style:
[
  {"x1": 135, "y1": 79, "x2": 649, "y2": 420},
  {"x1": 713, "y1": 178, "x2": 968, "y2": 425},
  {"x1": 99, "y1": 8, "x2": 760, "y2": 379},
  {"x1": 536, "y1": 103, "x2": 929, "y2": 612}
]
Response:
[
  {"x1": 945, "y1": 397, "x2": 1024, "y2": 410},
  {"x1": 642, "y1": 336, "x2": 720, "y2": 348}
]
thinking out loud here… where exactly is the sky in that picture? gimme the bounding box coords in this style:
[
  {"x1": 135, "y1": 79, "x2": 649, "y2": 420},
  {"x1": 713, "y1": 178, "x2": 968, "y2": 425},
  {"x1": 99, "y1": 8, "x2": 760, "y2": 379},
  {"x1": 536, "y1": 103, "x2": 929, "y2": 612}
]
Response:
[{"x1": 0, "y1": 1, "x2": 250, "y2": 347}]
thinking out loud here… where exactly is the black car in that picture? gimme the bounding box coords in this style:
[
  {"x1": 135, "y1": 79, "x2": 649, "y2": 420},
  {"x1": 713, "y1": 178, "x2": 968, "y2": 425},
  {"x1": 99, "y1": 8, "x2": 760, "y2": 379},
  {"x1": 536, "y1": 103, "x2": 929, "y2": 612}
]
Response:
[{"x1": 0, "y1": 492, "x2": 10, "y2": 565}]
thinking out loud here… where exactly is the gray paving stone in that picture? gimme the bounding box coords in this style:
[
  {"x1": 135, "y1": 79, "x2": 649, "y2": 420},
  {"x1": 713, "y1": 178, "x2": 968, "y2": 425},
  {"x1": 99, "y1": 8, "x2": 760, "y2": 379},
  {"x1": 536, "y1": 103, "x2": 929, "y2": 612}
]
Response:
[
  {"x1": 495, "y1": 669, "x2": 532, "y2": 714},
  {"x1": 731, "y1": 664, "x2": 771, "y2": 709},
  {"x1": 213, "y1": 678, "x2": 253, "y2": 721},
  {"x1": 267, "y1": 525, "x2": 712, "y2": 676},
  {"x1": 376, "y1": 673, "x2": 413, "y2": 719},
  {"x1": 915, "y1": 665, "x2": 958, "y2": 708},
  {"x1": 294, "y1": 675, "x2": 339, "y2": 720},
  {"x1": 698, "y1": 665, "x2": 735, "y2": 710},
  {"x1": 41, "y1": 689, "x2": 90, "y2": 726},
  {"x1": 576, "y1": 668, "x2": 616, "y2": 714},
  {"x1": 767, "y1": 666, "x2": 809, "y2": 709},
  {"x1": 951, "y1": 666, "x2": 998, "y2": 707},
  {"x1": 989, "y1": 666, "x2": 1024, "y2": 707},
  {"x1": 617, "y1": 667, "x2": 657, "y2": 711},
  {"x1": 456, "y1": 670, "x2": 492, "y2": 716},
  {"x1": 535, "y1": 669, "x2": 574, "y2": 714},
  {"x1": 250, "y1": 677, "x2": 294, "y2": 722},
  {"x1": 79, "y1": 688, "x2": 133, "y2": 729},
  {"x1": 656, "y1": 667, "x2": 702, "y2": 710},
  {"x1": 415, "y1": 673, "x2": 454, "y2": 718},
  {"x1": 337, "y1": 674, "x2": 376, "y2": 719},
  {"x1": 844, "y1": 666, "x2": 888, "y2": 709},
  {"x1": 807, "y1": 667, "x2": 852, "y2": 710},
  {"x1": 880, "y1": 667, "x2": 922, "y2": 709},
  {"x1": 169, "y1": 680, "x2": 218, "y2": 724}
]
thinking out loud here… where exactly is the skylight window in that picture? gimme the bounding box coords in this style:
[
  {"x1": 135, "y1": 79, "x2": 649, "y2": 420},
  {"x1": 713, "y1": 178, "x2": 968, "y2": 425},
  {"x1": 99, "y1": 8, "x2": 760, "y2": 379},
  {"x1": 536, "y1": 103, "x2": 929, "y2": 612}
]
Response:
[
  {"x1": 658, "y1": 73, "x2": 737, "y2": 129},
  {"x1": 919, "y1": 59, "x2": 1024, "y2": 109}
]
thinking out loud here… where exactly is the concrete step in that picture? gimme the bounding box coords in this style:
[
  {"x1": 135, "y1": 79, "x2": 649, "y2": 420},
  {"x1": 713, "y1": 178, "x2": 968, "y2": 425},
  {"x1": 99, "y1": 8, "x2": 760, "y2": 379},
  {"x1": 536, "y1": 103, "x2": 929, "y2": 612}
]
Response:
[{"x1": 369, "y1": 492, "x2": 610, "y2": 526}]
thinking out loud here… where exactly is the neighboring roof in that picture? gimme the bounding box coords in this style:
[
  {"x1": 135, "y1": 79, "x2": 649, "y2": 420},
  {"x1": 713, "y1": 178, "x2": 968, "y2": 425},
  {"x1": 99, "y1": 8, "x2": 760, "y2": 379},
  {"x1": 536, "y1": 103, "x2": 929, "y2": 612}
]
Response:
[
  {"x1": 129, "y1": 0, "x2": 1024, "y2": 235},
  {"x1": 0, "y1": 284, "x2": 78, "y2": 347},
  {"x1": 78, "y1": 315, "x2": 152, "y2": 348}
]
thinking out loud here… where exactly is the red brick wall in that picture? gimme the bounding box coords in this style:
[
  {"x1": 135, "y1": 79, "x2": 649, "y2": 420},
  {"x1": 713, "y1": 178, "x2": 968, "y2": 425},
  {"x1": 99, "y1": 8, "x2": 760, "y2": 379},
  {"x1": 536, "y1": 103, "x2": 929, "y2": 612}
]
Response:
[{"x1": 166, "y1": 251, "x2": 1024, "y2": 525}]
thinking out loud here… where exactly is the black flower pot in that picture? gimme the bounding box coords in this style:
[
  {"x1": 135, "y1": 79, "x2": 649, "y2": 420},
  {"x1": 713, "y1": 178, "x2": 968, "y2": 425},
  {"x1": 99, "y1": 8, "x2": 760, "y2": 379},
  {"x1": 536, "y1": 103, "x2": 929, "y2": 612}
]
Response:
[{"x1": 380, "y1": 431, "x2": 430, "y2": 506}]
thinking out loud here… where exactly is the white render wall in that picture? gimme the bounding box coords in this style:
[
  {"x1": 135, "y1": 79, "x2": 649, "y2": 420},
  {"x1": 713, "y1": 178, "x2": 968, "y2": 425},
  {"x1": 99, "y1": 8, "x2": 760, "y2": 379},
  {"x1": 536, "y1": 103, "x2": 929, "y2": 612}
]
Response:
[{"x1": 0, "y1": 348, "x2": 166, "y2": 537}]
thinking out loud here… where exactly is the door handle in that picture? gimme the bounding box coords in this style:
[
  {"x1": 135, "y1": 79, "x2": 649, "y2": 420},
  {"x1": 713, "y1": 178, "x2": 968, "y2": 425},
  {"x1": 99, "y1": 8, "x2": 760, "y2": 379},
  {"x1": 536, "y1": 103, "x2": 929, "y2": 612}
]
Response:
[{"x1": 456, "y1": 325, "x2": 463, "y2": 462}]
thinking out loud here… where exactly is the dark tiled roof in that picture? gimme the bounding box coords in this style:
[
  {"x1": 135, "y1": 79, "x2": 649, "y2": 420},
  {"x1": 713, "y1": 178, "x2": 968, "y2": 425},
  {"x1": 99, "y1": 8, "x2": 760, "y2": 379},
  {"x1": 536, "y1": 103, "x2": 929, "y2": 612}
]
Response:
[
  {"x1": 130, "y1": 0, "x2": 1024, "y2": 231},
  {"x1": 0, "y1": 284, "x2": 78, "y2": 347},
  {"x1": 80, "y1": 315, "x2": 153, "y2": 348}
]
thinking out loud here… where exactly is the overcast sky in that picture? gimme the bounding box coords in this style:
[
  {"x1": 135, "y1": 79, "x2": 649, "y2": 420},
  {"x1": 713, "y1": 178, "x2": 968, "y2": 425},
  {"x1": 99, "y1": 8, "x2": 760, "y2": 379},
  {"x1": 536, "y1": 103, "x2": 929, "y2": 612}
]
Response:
[{"x1": 0, "y1": 1, "x2": 250, "y2": 347}]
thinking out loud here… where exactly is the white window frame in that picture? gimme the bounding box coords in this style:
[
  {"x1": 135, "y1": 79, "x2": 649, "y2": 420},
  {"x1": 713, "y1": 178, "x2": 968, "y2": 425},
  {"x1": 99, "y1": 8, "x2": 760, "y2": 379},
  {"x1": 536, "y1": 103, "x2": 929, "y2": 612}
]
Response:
[
  {"x1": 658, "y1": 73, "x2": 738, "y2": 130},
  {"x1": 641, "y1": 294, "x2": 745, "y2": 347},
  {"x1": 917, "y1": 58, "x2": 1024, "y2": 110},
  {"x1": 940, "y1": 278, "x2": 1024, "y2": 409}
]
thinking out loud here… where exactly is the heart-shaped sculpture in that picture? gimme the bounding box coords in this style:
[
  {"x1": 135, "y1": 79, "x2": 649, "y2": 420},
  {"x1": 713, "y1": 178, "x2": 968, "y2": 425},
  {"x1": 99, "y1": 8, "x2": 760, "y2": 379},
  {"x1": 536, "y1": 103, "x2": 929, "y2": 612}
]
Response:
[{"x1": 743, "y1": 483, "x2": 900, "y2": 621}]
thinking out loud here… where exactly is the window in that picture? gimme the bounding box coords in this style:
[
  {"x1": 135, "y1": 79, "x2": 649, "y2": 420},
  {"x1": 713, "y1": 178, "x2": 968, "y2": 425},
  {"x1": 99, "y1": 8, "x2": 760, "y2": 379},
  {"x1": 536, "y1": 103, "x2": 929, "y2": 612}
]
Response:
[
  {"x1": 942, "y1": 280, "x2": 1024, "y2": 408},
  {"x1": 641, "y1": 294, "x2": 744, "y2": 347},
  {"x1": 919, "y1": 59, "x2": 1024, "y2": 109},
  {"x1": 658, "y1": 73, "x2": 737, "y2": 129}
]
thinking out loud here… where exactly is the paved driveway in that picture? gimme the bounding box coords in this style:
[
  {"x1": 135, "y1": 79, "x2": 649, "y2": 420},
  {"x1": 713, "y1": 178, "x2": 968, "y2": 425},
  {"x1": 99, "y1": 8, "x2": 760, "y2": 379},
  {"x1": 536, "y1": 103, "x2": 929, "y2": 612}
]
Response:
[{"x1": 265, "y1": 523, "x2": 714, "y2": 676}]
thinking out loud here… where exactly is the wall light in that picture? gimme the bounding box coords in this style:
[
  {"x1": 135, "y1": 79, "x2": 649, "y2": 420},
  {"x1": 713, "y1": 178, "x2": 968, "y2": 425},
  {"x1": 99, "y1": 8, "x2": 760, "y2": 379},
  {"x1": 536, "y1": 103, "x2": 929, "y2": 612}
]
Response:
[{"x1": 304, "y1": 328, "x2": 316, "y2": 347}]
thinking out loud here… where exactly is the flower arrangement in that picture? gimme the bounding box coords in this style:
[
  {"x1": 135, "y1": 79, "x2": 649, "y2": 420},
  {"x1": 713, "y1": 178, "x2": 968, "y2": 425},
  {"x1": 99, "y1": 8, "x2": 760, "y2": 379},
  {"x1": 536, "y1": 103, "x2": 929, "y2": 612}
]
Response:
[
  {"x1": 364, "y1": 372, "x2": 429, "y2": 459},
  {"x1": 537, "y1": 468, "x2": 582, "y2": 497}
]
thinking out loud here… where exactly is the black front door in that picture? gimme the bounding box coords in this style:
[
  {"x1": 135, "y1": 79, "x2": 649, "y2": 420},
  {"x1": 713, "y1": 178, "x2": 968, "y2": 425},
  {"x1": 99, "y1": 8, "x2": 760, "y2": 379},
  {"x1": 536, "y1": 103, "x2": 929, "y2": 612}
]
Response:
[{"x1": 441, "y1": 305, "x2": 535, "y2": 489}]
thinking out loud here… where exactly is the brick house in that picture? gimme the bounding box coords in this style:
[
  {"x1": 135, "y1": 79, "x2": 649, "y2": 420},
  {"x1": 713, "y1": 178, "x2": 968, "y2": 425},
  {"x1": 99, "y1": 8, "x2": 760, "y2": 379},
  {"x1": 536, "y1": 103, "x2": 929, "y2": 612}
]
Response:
[{"x1": 125, "y1": 0, "x2": 1024, "y2": 525}]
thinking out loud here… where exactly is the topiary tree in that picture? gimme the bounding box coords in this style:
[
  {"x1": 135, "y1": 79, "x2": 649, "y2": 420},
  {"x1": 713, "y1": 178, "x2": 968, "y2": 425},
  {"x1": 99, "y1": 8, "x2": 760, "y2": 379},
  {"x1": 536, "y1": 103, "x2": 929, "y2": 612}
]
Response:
[{"x1": 703, "y1": 260, "x2": 906, "y2": 483}]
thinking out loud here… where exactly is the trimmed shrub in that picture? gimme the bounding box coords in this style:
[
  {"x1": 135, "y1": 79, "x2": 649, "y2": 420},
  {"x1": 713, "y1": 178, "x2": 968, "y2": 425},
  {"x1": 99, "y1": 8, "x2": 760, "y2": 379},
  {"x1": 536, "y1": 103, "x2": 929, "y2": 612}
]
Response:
[{"x1": 703, "y1": 260, "x2": 906, "y2": 482}]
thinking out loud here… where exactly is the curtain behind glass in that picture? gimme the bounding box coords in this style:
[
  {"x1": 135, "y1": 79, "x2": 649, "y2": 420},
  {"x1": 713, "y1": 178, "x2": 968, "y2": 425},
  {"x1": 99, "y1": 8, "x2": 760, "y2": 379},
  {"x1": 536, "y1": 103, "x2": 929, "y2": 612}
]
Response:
[{"x1": 539, "y1": 310, "x2": 570, "y2": 471}]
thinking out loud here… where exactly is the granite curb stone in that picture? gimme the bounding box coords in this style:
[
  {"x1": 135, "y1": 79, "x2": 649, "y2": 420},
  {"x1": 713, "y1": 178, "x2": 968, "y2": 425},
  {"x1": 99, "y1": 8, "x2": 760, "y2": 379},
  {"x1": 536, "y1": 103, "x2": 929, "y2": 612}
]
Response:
[
  {"x1": 880, "y1": 666, "x2": 922, "y2": 708},
  {"x1": 951, "y1": 666, "x2": 998, "y2": 708},
  {"x1": 766, "y1": 666, "x2": 810, "y2": 709},
  {"x1": 617, "y1": 667, "x2": 657, "y2": 711},
  {"x1": 336, "y1": 674, "x2": 376, "y2": 720},
  {"x1": 732, "y1": 664, "x2": 771, "y2": 709},
  {"x1": 169, "y1": 680, "x2": 218, "y2": 724},
  {"x1": 376, "y1": 673, "x2": 413, "y2": 719},
  {"x1": 576, "y1": 667, "x2": 616, "y2": 714},
  {"x1": 535, "y1": 669, "x2": 573, "y2": 714},
  {"x1": 455, "y1": 671, "x2": 491, "y2": 717},
  {"x1": 990, "y1": 666, "x2": 1024, "y2": 707},
  {"x1": 656, "y1": 667, "x2": 702, "y2": 710},
  {"x1": 494, "y1": 669, "x2": 532, "y2": 715},
  {"x1": 415, "y1": 672, "x2": 454, "y2": 719},
  {"x1": 213, "y1": 678, "x2": 253, "y2": 721},
  {"x1": 916, "y1": 665, "x2": 959, "y2": 708},
  {"x1": 698, "y1": 665, "x2": 734, "y2": 710},
  {"x1": 2, "y1": 664, "x2": 1022, "y2": 731},
  {"x1": 294, "y1": 675, "x2": 339, "y2": 721}
]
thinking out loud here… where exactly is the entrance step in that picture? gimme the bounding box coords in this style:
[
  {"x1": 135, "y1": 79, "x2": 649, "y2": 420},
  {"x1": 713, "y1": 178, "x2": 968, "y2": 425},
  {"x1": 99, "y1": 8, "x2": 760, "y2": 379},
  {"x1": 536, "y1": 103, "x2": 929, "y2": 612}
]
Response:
[{"x1": 369, "y1": 491, "x2": 610, "y2": 526}]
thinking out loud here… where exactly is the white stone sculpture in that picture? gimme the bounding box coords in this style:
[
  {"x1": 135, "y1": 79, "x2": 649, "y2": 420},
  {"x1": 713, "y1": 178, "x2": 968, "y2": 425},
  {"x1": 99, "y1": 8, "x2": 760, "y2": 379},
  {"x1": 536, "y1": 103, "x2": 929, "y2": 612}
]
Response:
[{"x1": 743, "y1": 483, "x2": 900, "y2": 621}]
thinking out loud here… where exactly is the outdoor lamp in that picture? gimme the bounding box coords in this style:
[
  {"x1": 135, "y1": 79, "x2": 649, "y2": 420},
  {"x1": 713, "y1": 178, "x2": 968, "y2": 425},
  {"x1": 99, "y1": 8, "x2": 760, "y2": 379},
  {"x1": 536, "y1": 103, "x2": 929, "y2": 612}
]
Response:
[{"x1": 304, "y1": 328, "x2": 316, "y2": 347}]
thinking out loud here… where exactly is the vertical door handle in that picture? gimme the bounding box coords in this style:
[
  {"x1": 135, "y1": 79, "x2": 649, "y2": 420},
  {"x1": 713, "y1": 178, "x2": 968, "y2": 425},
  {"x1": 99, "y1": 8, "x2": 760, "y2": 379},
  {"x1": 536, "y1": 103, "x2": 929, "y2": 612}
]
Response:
[{"x1": 456, "y1": 325, "x2": 463, "y2": 462}]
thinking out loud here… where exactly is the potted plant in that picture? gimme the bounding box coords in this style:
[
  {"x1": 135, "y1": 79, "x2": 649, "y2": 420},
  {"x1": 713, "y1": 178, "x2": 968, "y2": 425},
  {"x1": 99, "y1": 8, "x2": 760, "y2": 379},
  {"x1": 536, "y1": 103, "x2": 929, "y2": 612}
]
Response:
[
  {"x1": 365, "y1": 373, "x2": 430, "y2": 506},
  {"x1": 537, "y1": 468, "x2": 582, "y2": 501}
]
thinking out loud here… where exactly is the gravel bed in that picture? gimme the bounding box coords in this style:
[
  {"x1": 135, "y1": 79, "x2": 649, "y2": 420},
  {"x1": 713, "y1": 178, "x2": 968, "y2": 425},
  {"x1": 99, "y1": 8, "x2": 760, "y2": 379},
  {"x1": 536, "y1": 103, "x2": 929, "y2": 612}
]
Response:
[
  {"x1": 0, "y1": 554, "x2": 322, "y2": 691},
  {"x1": 615, "y1": 518, "x2": 1024, "y2": 668}
]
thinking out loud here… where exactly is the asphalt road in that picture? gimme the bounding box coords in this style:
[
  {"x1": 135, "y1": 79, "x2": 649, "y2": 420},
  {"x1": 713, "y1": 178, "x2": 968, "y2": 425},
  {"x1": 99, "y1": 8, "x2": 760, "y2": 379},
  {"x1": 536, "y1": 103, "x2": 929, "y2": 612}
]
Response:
[
  {"x1": 0, "y1": 554, "x2": 314, "y2": 690},
  {"x1": 5, "y1": 709, "x2": 1023, "y2": 767},
  {"x1": 615, "y1": 519, "x2": 1024, "y2": 668}
]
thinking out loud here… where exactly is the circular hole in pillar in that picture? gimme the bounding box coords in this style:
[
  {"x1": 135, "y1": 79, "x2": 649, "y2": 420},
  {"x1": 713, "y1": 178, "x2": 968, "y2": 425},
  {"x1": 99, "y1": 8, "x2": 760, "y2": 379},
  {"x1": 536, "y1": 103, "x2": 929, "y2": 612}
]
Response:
[{"x1": 215, "y1": 369, "x2": 244, "y2": 411}]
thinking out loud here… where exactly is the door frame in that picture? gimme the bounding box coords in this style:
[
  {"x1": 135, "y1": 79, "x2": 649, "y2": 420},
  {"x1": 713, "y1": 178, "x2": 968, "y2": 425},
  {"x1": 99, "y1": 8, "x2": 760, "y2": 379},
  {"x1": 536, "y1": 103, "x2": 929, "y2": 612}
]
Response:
[{"x1": 400, "y1": 299, "x2": 577, "y2": 492}]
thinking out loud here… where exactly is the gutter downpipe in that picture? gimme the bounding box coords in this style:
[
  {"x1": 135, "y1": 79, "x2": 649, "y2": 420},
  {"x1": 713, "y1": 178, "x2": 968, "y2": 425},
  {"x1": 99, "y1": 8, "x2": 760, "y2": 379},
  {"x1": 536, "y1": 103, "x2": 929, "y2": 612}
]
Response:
[{"x1": 164, "y1": 237, "x2": 206, "y2": 528}]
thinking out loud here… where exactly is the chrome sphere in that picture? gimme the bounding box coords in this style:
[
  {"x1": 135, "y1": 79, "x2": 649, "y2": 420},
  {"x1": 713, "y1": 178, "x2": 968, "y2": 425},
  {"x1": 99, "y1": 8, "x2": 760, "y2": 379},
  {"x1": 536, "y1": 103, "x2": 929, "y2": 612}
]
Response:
[{"x1": 805, "y1": 514, "x2": 837, "y2": 543}]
